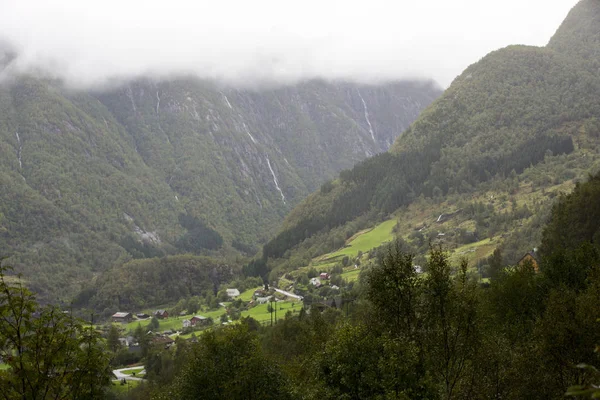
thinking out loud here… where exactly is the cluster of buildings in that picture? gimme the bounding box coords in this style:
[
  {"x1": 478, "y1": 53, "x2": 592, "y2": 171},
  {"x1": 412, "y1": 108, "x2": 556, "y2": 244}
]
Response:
[{"x1": 111, "y1": 309, "x2": 170, "y2": 324}]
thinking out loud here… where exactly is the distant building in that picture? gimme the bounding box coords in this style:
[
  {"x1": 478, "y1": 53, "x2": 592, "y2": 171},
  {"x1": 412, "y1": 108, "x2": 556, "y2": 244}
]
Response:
[
  {"x1": 226, "y1": 288, "x2": 240, "y2": 297},
  {"x1": 320, "y1": 272, "x2": 330, "y2": 280},
  {"x1": 154, "y1": 310, "x2": 169, "y2": 319},
  {"x1": 136, "y1": 313, "x2": 150, "y2": 319},
  {"x1": 256, "y1": 296, "x2": 272, "y2": 304},
  {"x1": 518, "y1": 251, "x2": 539, "y2": 273},
  {"x1": 152, "y1": 336, "x2": 175, "y2": 348},
  {"x1": 190, "y1": 315, "x2": 211, "y2": 326},
  {"x1": 182, "y1": 319, "x2": 191, "y2": 328},
  {"x1": 309, "y1": 278, "x2": 322, "y2": 287},
  {"x1": 330, "y1": 285, "x2": 340, "y2": 290},
  {"x1": 112, "y1": 312, "x2": 133, "y2": 323}
]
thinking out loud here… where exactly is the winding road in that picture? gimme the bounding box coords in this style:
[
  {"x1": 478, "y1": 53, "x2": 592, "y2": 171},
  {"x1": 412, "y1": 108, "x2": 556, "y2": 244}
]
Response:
[{"x1": 112, "y1": 366, "x2": 145, "y2": 382}]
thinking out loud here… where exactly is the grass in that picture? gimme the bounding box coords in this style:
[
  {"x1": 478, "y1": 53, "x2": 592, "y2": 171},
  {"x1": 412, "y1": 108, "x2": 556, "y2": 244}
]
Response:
[
  {"x1": 449, "y1": 238, "x2": 498, "y2": 265},
  {"x1": 111, "y1": 380, "x2": 142, "y2": 393},
  {"x1": 340, "y1": 268, "x2": 361, "y2": 282},
  {"x1": 316, "y1": 218, "x2": 397, "y2": 263},
  {"x1": 122, "y1": 307, "x2": 226, "y2": 334},
  {"x1": 121, "y1": 367, "x2": 145, "y2": 376},
  {"x1": 239, "y1": 287, "x2": 262, "y2": 302},
  {"x1": 243, "y1": 301, "x2": 300, "y2": 323},
  {"x1": 0, "y1": 364, "x2": 10, "y2": 370},
  {"x1": 119, "y1": 298, "x2": 301, "y2": 339}
]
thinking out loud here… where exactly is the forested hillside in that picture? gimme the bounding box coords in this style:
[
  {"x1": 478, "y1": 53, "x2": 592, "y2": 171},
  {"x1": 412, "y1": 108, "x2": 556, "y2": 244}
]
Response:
[
  {"x1": 122, "y1": 171, "x2": 600, "y2": 399},
  {"x1": 263, "y1": 0, "x2": 600, "y2": 268},
  {"x1": 0, "y1": 73, "x2": 439, "y2": 299}
]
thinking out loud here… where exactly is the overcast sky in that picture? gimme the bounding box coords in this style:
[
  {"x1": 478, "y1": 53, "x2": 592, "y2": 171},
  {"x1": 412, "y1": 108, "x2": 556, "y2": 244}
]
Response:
[{"x1": 0, "y1": 0, "x2": 579, "y2": 89}]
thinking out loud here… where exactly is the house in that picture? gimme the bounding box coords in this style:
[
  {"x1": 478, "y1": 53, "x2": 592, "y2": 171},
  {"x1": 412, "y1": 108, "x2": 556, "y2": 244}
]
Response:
[
  {"x1": 330, "y1": 285, "x2": 340, "y2": 290},
  {"x1": 154, "y1": 310, "x2": 169, "y2": 319},
  {"x1": 190, "y1": 315, "x2": 211, "y2": 326},
  {"x1": 136, "y1": 313, "x2": 150, "y2": 319},
  {"x1": 518, "y1": 251, "x2": 539, "y2": 273},
  {"x1": 253, "y1": 289, "x2": 267, "y2": 297},
  {"x1": 320, "y1": 272, "x2": 330, "y2": 280},
  {"x1": 182, "y1": 319, "x2": 191, "y2": 328},
  {"x1": 226, "y1": 288, "x2": 240, "y2": 298},
  {"x1": 309, "y1": 277, "x2": 322, "y2": 287},
  {"x1": 118, "y1": 336, "x2": 137, "y2": 347},
  {"x1": 256, "y1": 296, "x2": 272, "y2": 304},
  {"x1": 112, "y1": 312, "x2": 133, "y2": 323},
  {"x1": 152, "y1": 336, "x2": 175, "y2": 348}
]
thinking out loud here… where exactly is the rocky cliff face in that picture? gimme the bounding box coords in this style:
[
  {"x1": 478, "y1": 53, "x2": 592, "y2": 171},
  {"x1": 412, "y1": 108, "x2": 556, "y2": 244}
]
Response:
[{"x1": 0, "y1": 75, "x2": 440, "y2": 297}]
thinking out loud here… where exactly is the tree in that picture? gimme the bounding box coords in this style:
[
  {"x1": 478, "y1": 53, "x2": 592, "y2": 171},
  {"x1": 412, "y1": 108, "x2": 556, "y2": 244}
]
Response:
[
  {"x1": 107, "y1": 324, "x2": 121, "y2": 353},
  {"x1": 133, "y1": 323, "x2": 151, "y2": 358},
  {"x1": 154, "y1": 325, "x2": 291, "y2": 399},
  {"x1": 148, "y1": 316, "x2": 160, "y2": 331},
  {"x1": 423, "y1": 250, "x2": 480, "y2": 399},
  {"x1": 487, "y1": 248, "x2": 504, "y2": 281},
  {"x1": 364, "y1": 241, "x2": 421, "y2": 338},
  {"x1": 0, "y1": 265, "x2": 111, "y2": 399},
  {"x1": 187, "y1": 297, "x2": 200, "y2": 314}
]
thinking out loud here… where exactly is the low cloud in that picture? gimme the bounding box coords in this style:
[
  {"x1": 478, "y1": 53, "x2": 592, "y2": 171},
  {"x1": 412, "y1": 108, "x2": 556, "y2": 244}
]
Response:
[{"x1": 0, "y1": 0, "x2": 578, "y2": 89}]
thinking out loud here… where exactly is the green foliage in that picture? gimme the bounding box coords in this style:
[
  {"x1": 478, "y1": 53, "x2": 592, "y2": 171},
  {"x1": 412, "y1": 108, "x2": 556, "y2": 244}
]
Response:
[
  {"x1": 0, "y1": 264, "x2": 111, "y2": 399},
  {"x1": 0, "y1": 77, "x2": 439, "y2": 302},
  {"x1": 263, "y1": 5, "x2": 600, "y2": 268},
  {"x1": 79, "y1": 254, "x2": 238, "y2": 313},
  {"x1": 154, "y1": 325, "x2": 292, "y2": 400}
]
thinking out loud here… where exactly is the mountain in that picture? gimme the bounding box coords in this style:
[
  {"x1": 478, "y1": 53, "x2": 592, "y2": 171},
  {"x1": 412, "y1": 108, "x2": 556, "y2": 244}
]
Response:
[
  {"x1": 0, "y1": 73, "x2": 440, "y2": 298},
  {"x1": 263, "y1": 0, "x2": 600, "y2": 267}
]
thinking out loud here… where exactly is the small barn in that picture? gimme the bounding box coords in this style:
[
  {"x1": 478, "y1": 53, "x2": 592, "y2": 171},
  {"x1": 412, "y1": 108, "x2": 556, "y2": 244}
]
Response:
[
  {"x1": 112, "y1": 312, "x2": 133, "y2": 323},
  {"x1": 190, "y1": 315, "x2": 211, "y2": 326},
  {"x1": 518, "y1": 251, "x2": 539, "y2": 273}
]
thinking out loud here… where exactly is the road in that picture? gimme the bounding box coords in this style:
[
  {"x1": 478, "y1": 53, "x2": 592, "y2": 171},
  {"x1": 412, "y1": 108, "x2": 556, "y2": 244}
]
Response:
[
  {"x1": 273, "y1": 288, "x2": 303, "y2": 300},
  {"x1": 112, "y1": 366, "x2": 145, "y2": 381}
]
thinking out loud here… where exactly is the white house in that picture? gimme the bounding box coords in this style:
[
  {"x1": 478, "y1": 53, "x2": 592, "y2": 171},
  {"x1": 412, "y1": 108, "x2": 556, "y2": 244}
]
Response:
[
  {"x1": 226, "y1": 288, "x2": 240, "y2": 297},
  {"x1": 182, "y1": 319, "x2": 191, "y2": 328},
  {"x1": 256, "y1": 296, "x2": 272, "y2": 304}
]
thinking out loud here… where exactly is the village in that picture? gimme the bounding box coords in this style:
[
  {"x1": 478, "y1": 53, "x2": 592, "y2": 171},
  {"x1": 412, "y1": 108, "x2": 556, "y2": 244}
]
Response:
[{"x1": 105, "y1": 270, "x2": 346, "y2": 384}]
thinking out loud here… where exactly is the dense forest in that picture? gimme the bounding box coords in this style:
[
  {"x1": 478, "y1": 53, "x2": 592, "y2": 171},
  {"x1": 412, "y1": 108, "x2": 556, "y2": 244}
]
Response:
[{"x1": 0, "y1": 76, "x2": 439, "y2": 301}]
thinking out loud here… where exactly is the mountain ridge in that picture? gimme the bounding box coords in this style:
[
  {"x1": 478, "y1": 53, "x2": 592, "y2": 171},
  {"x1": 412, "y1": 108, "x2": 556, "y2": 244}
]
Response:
[
  {"x1": 0, "y1": 75, "x2": 440, "y2": 299},
  {"x1": 262, "y1": 0, "x2": 600, "y2": 268}
]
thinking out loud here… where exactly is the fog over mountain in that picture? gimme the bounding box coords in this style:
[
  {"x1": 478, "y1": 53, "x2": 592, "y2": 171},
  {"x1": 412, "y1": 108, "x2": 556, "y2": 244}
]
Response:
[{"x1": 1, "y1": 0, "x2": 576, "y2": 89}]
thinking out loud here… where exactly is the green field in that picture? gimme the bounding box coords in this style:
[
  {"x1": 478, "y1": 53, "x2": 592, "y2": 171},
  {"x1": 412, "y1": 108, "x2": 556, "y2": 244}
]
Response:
[
  {"x1": 122, "y1": 307, "x2": 226, "y2": 333},
  {"x1": 111, "y1": 380, "x2": 142, "y2": 393},
  {"x1": 121, "y1": 367, "x2": 145, "y2": 376},
  {"x1": 243, "y1": 301, "x2": 300, "y2": 323},
  {"x1": 340, "y1": 268, "x2": 361, "y2": 282},
  {"x1": 316, "y1": 218, "x2": 397, "y2": 264},
  {"x1": 0, "y1": 364, "x2": 10, "y2": 370},
  {"x1": 449, "y1": 238, "x2": 498, "y2": 266},
  {"x1": 119, "y1": 298, "x2": 300, "y2": 338},
  {"x1": 239, "y1": 287, "x2": 262, "y2": 302}
]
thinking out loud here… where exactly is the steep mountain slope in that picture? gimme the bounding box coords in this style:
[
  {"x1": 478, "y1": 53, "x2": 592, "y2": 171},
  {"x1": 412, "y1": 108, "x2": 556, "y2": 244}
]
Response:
[
  {"x1": 0, "y1": 73, "x2": 440, "y2": 298},
  {"x1": 263, "y1": 0, "x2": 600, "y2": 265}
]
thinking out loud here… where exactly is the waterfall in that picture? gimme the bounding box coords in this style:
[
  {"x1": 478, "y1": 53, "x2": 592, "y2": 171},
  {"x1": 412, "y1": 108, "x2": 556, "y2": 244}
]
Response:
[
  {"x1": 357, "y1": 89, "x2": 376, "y2": 142},
  {"x1": 266, "y1": 157, "x2": 286, "y2": 205}
]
